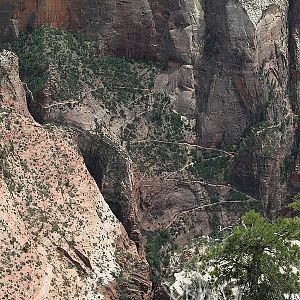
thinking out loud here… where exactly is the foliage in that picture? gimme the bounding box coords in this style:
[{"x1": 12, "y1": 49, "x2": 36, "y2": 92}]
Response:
[
  {"x1": 90, "y1": 56, "x2": 156, "y2": 110},
  {"x1": 202, "y1": 210, "x2": 300, "y2": 300},
  {"x1": 5, "y1": 26, "x2": 156, "y2": 107},
  {"x1": 280, "y1": 156, "x2": 294, "y2": 183},
  {"x1": 225, "y1": 189, "x2": 247, "y2": 202},
  {"x1": 289, "y1": 193, "x2": 300, "y2": 214},
  {"x1": 188, "y1": 149, "x2": 230, "y2": 181},
  {"x1": 9, "y1": 27, "x2": 92, "y2": 97},
  {"x1": 122, "y1": 123, "x2": 137, "y2": 141},
  {"x1": 129, "y1": 141, "x2": 188, "y2": 175},
  {"x1": 145, "y1": 229, "x2": 171, "y2": 272}
]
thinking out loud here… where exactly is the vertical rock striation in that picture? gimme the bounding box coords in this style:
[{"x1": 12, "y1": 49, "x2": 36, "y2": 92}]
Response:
[{"x1": 2, "y1": 0, "x2": 300, "y2": 296}]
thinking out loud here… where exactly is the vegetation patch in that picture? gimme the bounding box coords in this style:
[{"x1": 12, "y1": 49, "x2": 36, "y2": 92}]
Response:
[
  {"x1": 225, "y1": 189, "x2": 247, "y2": 202},
  {"x1": 202, "y1": 207, "x2": 300, "y2": 299},
  {"x1": 188, "y1": 148, "x2": 231, "y2": 181},
  {"x1": 145, "y1": 229, "x2": 172, "y2": 273},
  {"x1": 2, "y1": 26, "x2": 157, "y2": 108},
  {"x1": 129, "y1": 141, "x2": 188, "y2": 174}
]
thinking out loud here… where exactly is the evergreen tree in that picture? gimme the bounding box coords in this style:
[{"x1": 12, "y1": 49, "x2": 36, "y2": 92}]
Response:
[{"x1": 203, "y1": 207, "x2": 300, "y2": 299}]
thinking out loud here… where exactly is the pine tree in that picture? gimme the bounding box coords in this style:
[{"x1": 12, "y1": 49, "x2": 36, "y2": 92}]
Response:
[{"x1": 203, "y1": 208, "x2": 300, "y2": 299}]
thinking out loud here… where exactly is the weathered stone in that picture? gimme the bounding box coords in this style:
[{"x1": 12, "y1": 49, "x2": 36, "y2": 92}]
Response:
[
  {"x1": 2, "y1": 0, "x2": 300, "y2": 296},
  {"x1": 0, "y1": 50, "x2": 151, "y2": 300}
]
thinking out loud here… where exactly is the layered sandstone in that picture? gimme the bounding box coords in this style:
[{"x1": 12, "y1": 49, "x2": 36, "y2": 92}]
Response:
[
  {"x1": 1, "y1": 0, "x2": 300, "y2": 298},
  {"x1": 0, "y1": 50, "x2": 151, "y2": 300}
]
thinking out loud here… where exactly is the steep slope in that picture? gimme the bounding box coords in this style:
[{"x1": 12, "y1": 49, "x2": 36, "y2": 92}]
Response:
[
  {"x1": 4, "y1": 26, "x2": 260, "y2": 241},
  {"x1": 0, "y1": 50, "x2": 151, "y2": 300},
  {"x1": 1, "y1": 0, "x2": 297, "y2": 209},
  {"x1": 1, "y1": 0, "x2": 300, "y2": 297}
]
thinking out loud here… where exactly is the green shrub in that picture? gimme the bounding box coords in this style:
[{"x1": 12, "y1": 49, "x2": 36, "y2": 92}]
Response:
[{"x1": 145, "y1": 229, "x2": 171, "y2": 271}]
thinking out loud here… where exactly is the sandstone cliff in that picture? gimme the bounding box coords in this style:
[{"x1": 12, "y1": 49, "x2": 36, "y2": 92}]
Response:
[
  {"x1": 0, "y1": 50, "x2": 151, "y2": 299},
  {"x1": 1, "y1": 0, "x2": 300, "y2": 299}
]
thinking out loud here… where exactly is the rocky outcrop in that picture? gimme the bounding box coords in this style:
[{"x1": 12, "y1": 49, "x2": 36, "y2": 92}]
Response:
[
  {"x1": 1, "y1": 0, "x2": 296, "y2": 231},
  {"x1": 77, "y1": 132, "x2": 145, "y2": 249},
  {"x1": 136, "y1": 175, "x2": 259, "y2": 242},
  {"x1": 2, "y1": 0, "x2": 300, "y2": 297},
  {"x1": 0, "y1": 0, "x2": 204, "y2": 124},
  {"x1": 0, "y1": 0, "x2": 203, "y2": 60},
  {"x1": 0, "y1": 50, "x2": 151, "y2": 300},
  {"x1": 286, "y1": 0, "x2": 300, "y2": 195},
  {"x1": 0, "y1": 0, "x2": 69, "y2": 36},
  {"x1": 230, "y1": 1, "x2": 296, "y2": 215},
  {"x1": 0, "y1": 50, "x2": 31, "y2": 118}
]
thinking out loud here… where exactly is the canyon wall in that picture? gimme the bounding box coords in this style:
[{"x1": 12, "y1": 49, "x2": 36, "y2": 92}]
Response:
[
  {"x1": 0, "y1": 50, "x2": 151, "y2": 300},
  {"x1": 2, "y1": 0, "x2": 297, "y2": 216},
  {"x1": 1, "y1": 0, "x2": 300, "y2": 298}
]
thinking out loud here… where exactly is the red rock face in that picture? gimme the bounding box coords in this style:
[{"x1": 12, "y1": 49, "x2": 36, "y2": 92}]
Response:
[
  {"x1": 289, "y1": 152, "x2": 300, "y2": 192},
  {"x1": 1, "y1": 0, "x2": 206, "y2": 61},
  {"x1": 14, "y1": 0, "x2": 70, "y2": 28},
  {"x1": 0, "y1": 0, "x2": 70, "y2": 32},
  {"x1": 1, "y1": 0, "x2": 158, "y2": 59},
  {"x1": 2, "y1": 2, "x2": 300, "y2": 298}
]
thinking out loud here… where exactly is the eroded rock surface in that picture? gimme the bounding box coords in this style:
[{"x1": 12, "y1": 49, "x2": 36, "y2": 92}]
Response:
[
  {"x1": 1, "y1": 0, "x2": 300, "y2": 298},
  {"x1": 0, "y1": 50, "x2": 151, "y2": 300}
]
